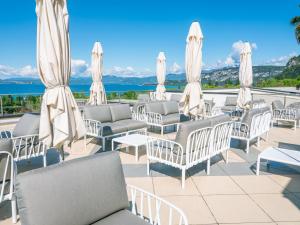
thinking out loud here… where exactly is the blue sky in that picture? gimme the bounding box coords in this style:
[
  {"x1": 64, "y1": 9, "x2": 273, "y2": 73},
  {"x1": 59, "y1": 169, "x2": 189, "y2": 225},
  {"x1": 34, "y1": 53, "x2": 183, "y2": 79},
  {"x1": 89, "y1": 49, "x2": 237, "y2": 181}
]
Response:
[{"x1": 0, "y1": 0, "x2": 299, "y2": 78}]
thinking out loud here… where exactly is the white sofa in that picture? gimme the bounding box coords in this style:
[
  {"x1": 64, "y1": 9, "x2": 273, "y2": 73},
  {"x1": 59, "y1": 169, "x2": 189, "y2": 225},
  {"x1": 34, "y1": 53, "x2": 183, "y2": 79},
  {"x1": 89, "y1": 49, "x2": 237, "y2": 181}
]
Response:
[{"x1": 146, "y1": 115, "x2": 233, "y2": 188}]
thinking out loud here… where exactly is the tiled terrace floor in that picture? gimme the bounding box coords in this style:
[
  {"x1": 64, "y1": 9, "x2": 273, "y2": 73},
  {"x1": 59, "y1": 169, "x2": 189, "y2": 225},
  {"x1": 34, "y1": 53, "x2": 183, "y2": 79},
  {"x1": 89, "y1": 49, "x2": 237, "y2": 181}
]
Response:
[{"x1": 0, "y1": 123, "x2": 300, "y2": 225}]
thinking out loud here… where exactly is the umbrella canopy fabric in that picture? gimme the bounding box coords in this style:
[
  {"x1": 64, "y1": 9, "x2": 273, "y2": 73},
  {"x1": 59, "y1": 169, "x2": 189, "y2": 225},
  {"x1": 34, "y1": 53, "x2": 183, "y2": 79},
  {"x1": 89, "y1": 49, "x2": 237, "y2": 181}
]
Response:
[
  {"x1": 237, "y1": 42, "x2": 253, "y2": 109},
  {"x1": 180, "y1": 22, "x2": 206, "y2": 117},
  {"x1": 155, "y1": 52, "x2": 166, "y2": 101},
  {"x1": 36, "y1": 0, "x2": 86, "y2": 148},
  {"x1": 88, "y1": 42, "x2": 107, "y2": 105}
]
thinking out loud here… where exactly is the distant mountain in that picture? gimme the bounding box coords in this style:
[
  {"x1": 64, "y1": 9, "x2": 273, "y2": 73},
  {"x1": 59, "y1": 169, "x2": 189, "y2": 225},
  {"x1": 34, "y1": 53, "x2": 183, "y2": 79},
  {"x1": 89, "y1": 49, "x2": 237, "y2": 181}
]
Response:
[
  {"x1": 278, "y1": 56, "x2": 300, "y2": 79},
  {"x1": 0, "y1": 65, "x2": 287, "y2": 86}
]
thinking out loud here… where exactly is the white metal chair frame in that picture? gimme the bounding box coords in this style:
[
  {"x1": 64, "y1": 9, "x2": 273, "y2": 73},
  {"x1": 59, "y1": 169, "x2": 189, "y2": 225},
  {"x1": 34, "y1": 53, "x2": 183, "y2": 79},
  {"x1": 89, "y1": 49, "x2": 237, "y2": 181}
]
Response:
[
  {"x1": 127, "y1": 184, "x2": 188, "y2": 225},
  {"x1": 147, "y1": 121, "x2": 233, "y2": 188},
  {"x1": 145, "y1": 112, "x2": 180, "y2": 135},
  {"x1": 252, "y1": 102, "x2": 267, "y2": 109},
  {"x1": 272, "y1": 108, "x2": 299, "y2": 130},
  {"x1": 84, "y1": 119, "x2": 147, "y2": 151},
  {"x1": 0, "y1": 131, "x2": 47, "y2": 167},
  {"x1": 132, "y1": 104, "x2": 147, "y2": 122},
  {"x1": 0, "y1": 151, "x2": 17, "y2": 223},
  {"x1": 231, "y1": 111, "x2": 272, "y2": 153}
]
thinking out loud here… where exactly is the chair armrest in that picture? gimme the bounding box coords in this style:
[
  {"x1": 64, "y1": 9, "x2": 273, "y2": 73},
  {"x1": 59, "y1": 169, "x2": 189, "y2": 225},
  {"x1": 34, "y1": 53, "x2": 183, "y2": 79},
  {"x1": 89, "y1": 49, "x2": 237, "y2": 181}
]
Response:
[
  {"x1": 84, "y1": 119, "x2": 103, "y2": 137},
  {"x1": 273, "y1": 108, "x2": 297, "y2": 120},
  {"x1": 127, "y1": 184, "x2": 188, "y2": 225},
  {"x1": 0, "y1": 130, "x2": 12, "y2": 139},
  {"x1": 147, "y1": 137, "x2": 185, "y2": 165},
  {"x1": 232, "y1": 122, "x2": 249, "y2": 137},
  {"x1": 145, "y1": 112, "x2": 163, "y2": 124}
]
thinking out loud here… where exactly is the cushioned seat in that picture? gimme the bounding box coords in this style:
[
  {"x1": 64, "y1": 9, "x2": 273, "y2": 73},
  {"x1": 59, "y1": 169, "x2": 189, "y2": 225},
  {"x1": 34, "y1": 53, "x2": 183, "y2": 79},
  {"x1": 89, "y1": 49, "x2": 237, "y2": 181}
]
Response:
[
  {"x1": 92, "y1": 209, "x2": 150, "y2": 225},
  {"x1": 161, "y1": 114, "x2": 180, "y2": 125},
  {"x1": 101, "y1": 122, "x2": 128, "y2": 136},
  {"x1": 16, "y1": 152, "x2": 129, "y2": 225},
  {"x1": 124, "y1": 120, "x2": 147, "y2": 131},
  {"x1": 0, "y1": 138, "x2": 13, "y2": 196}
]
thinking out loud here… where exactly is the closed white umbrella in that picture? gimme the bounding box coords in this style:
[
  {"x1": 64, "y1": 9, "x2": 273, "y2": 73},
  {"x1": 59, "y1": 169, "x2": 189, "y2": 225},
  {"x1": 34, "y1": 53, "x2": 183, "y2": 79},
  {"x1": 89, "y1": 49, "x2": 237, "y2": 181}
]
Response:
[
  {"x1": 36, "y1": 0, "x2": 85, "y2": 149},
  {"x1": 180, "y1": 22, "x2": 206, "y2": 117},
  {"x1": 88, "y1": 42, "x2": 107, "y2": 105},
  {"x1": 155, "y1": 52, "x2": 166, "y2": 101},
  {"x1": 237, "y1": 42, "x2": 253, "y2": 109}
]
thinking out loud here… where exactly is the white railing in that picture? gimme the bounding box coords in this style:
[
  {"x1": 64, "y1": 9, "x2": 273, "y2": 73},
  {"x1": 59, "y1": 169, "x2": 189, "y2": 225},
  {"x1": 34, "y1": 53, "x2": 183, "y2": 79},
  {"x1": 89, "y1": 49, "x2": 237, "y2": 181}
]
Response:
[{"x1": 127, "y1": 184, "x2": 188, "y2": 225}]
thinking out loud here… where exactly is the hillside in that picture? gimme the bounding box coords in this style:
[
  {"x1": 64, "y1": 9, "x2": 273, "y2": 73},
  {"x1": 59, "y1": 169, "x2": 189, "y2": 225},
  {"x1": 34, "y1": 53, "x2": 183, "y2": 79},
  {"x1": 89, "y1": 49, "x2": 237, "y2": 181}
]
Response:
[{"x1": 277, "y1": 55, "x2": 300, "y2": 79}]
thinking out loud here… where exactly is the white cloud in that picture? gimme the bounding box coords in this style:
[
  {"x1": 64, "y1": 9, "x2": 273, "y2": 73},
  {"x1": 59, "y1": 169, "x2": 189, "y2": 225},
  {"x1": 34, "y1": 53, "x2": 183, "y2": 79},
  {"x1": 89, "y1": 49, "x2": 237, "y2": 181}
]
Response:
[
  {"x1": 71, "y1": 59, "x2": 90, "y2": 76},
  {"x1": 265, "y1": 52, "x2": 297, "y2": 66},
  {"x1": 205, "y1": 40, "x2": 257, "y2": 69},
  {"x1": 105, "y1": 66, "x2": 153, "y2": 77},
  {"x1": 0, "y1": 64, "x2": 38, "y2": 78},
  {"x1": 168, "y1": 62, "x2": 183, "y2": 74}
]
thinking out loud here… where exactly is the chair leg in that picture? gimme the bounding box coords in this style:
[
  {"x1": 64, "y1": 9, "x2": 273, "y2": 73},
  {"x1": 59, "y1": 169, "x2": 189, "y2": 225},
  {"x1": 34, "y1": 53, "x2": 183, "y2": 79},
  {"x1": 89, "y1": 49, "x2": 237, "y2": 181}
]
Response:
[
  {"x1": 43, "y1": 154, "x2": 47, "y2": 167},
  {"x1": 246, "y1": 140, "x2": 250, "y2": 154},
  {"x1": 181, "y1": 168, "x2": 186, "y2": 189},
  {"x1": 147, "y1": 159, "x2": 150, "y2": 176},
  {"x1": 207, "y1": 158, "x2": 211, "y2": 175},
  {"x1": 256, "y1": 158, "x2": 260, "y2": 176},
  {"x1": 11, "y1": 195, "x2": 17, "y2": 224},
  {"x1": 102, "y1": 137, "x2": 106, "y2": 151}
]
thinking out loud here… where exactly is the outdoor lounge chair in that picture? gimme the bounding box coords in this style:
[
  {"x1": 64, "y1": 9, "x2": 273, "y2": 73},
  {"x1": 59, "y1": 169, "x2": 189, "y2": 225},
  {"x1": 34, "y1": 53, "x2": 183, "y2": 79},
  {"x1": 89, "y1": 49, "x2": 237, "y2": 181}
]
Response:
[
  {"x1": 15, "y1": 151, "x2": 188, "y2": 225},
  {"x1": 0, "y1": 138, "x2": 17, "y2": 223},
  {"x1": 144, "y1": 101, "x2": 185, "y2": 135},
  {"x1": 251, "y1": 99, "x2": 266, "y2": 109},
  {"x1": 272, "y1": 100, "x2": 300, "y2": 130},
  {"x1": 84, "y1": 104, "x2": 147, "y2": 151},
  {"x1": 0, "y1": 113, "x2": 47, "y2": 167},
  {"x1": 221, "y1": 96, "x2": 237, "y2": 112},
  {"x1": 231, "y1": 107, "x2": 272, "y2": 153},
  {"x1": 147, "y1": 115, "x2": 233, "y2": 188}
]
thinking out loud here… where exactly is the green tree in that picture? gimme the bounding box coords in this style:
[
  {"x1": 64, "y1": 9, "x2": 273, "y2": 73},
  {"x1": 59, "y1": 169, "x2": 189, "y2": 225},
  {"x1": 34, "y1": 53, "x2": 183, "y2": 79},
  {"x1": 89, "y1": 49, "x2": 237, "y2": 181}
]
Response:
[{"x1": 291, "y1": 5, "x2": 300, "y2": 43}]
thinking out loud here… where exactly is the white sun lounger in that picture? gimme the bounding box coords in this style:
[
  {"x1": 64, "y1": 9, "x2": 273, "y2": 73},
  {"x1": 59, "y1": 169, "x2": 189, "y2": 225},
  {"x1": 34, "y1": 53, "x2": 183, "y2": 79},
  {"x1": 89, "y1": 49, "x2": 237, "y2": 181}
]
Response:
[{"x1": 256, "y1": 147, "x2": 300, "y2": 175}]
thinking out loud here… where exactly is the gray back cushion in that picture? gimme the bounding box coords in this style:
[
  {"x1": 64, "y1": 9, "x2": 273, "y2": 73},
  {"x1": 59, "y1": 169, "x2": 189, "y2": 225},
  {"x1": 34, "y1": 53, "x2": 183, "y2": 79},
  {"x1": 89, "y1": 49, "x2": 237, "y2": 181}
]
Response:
[
  {"x1": 272, "y1": 100, "x2": 284, "y2": 110},
  {"x1": 209, "y1": 114, "x2": 231, "y2": 127},
  {"x1": 170, "y1": 94, "x2": 182, "y2": 102},
  {"x1": 241, "y1": 108, "x2": 261, "y2": 127},
  {"x1": 13, "y1": 113, "x2": 40, "y2": 137},
  {"x1": 163, "y1": 101, "x2": 179, "y2": 115},
  {"x1": 16, "y1": 152, "x2": 128, "y2": 225},
  {"x1": 145, "y1": 102, "x2": 165, "y2": 114},
  {"x1": 225, "y1": 96, "x2": 237, "y2": 106},
  {"x1": 110, "y1": 104, "x2": 132, "y2": 122},
  {"x1": 84, "y1": 105, "x2": 112, "y2": 123},
  {"x1": 175, "y1": 119, "x2": 211, "y2": 152},
  {"x1": 0, "y1": 138, "x2": 12, "y2": 183}
]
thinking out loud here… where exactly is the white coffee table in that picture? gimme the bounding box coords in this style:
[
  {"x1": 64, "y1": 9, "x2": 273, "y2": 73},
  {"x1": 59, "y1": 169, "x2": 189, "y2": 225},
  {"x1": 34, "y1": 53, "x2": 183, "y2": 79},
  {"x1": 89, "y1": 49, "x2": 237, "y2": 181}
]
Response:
[
  {"x1": 112, "y1": 134, "x2": 150, "y2": 161},
  {"x1": 256, "y1": 147, "x2": 300, "y2": 175}
]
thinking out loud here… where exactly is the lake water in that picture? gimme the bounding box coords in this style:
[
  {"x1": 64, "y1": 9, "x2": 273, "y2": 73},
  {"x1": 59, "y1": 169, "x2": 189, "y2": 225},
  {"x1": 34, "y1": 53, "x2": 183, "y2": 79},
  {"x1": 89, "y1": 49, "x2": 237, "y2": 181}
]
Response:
[{"x1": 0, "y1": 83, "x2": 162, "y2": 95}]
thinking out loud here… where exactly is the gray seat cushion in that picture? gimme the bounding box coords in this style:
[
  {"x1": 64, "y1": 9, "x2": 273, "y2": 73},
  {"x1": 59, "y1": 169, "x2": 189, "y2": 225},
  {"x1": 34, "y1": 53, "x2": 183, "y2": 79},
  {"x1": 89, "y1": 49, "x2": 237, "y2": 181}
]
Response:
[
  {"x1": 162, "y1": 101, "x2": 179, "y2": 115},
  {"x1": 16, "y1": 152, "x2": 129, "y2": 225},
  {"x1": 110, "y1": 104, "x2": 132, "y2": 122},
  {"x1": 225, "y1": 96, "x2": 237, "y2": 106},
  {"x1": 92, "y1": 209, "x2": 150, "y2": 225},
  {"x1": 240, "y1": 108, "x2": 261, "y2": 129},
  {"x1": 272, "y1": 100, "x2": 284, "y2": 110},
  {"x1": 287, "y1": 102, "x2": 300, "y2": 109},
  {"x1": 84, "y1": 105, "x2": 112, "y2": 123},
  {"x1": 175, "y1": 119, "x2": 211, "y2": 153},
  {"x1": 0, "y1": 138, "x2": 12, "y2": 194},
  {"x1": 118, "y1": 119, "x2": 147, "y2": 131},
  {"x1": 101, "y1": 122, "x2": 128, "y2": 136},
  {"x1": 161, "y1": 114, "x2": 180, "y2": 125},
  {"x1": 132, "y1": 102, "x2": 145, "y2": 113},
  {"x1": 145, "y1": 102, "x2": 165, "y2": 115},
  {"x1": 13, "y1": 113, "x2": 40, "y2": 137},
  {"x1": 205, "y1": 100, "x2": 214, "y2": 113}
]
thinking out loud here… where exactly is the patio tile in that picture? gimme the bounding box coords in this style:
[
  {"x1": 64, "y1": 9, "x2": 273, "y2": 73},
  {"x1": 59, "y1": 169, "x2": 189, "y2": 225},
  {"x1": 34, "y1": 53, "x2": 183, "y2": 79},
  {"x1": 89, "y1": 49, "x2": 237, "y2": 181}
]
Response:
[
  {"x1": 150, "y1": 162, "x2": 183, "y2": 177},
  {"x1": 122, "y1": 164, "x2": 149, "y2": 177},
  {"x1": 192, "y1": 176, "x2": 244, "y2": 195},
  {"x1": 204, "y1": 195, "x2": 271, "y2": 223},
  {"x1": 250, "y1": 193, "x2": 300, "y2": 221},
  {"x1": 152, "y1": 176, "x2": 199, "y2": 196},
  {"x1": 165, "y1": 196, "x2": 216, "y2": 225},
  {"x1": 231, "y1": 175, "x2": 286, "y2": 194},
  {"x1": 218, "y1": 162, "x2": 255, "y2": 176},
  {"x1": 220, "y1": 223, "x2": 276, "y2": 225},
  {"x1": 119, "y1": 149, "x2": 148, "y2": 164},
  {"x1": 268, "y1": 174, "x2": 300, "y2": 193},
  {"x1": 188, "y1": 162, "x2": 227, "y2": 176},
  {"x1": 125, "y1": 177, "x2": 154, "y2": 194},
  {"x1": 277, "y1": 222, "x2": 300, "y2": 225}
]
